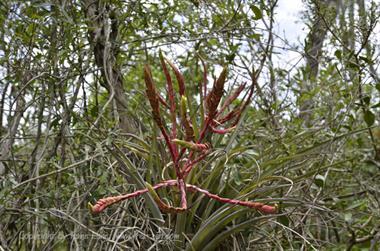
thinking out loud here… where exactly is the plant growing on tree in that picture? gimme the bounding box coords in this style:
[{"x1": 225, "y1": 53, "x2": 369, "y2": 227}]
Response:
[{"x1": 89, "y1": 53, "x2": 277, "y2": 215}]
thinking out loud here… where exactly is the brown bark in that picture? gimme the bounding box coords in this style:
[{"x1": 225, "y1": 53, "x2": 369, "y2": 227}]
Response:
[
  {"x1": 0, "y1": 86, "x2": 26, "y2": 176},
  {"x1": 83, "y1": 0, "x2": 137, "y2": 134}
]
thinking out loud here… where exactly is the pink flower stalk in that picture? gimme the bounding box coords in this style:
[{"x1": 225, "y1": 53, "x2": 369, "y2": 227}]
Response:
[
  {"x1": 159, "y1": 51, "x2": 178, "y2": 156},
  {"x1": 89, "y1": 55, "x2": 277, "y2": 216},
  {"x1": 89, "y1": 180, "x2": 277, "y2": 214},
  {"x1": 217, "y1": 83, "x2": 246, "y2": 116},
  {"x1": 211, "y1": 126, "x2": 236, "y2": 134}
]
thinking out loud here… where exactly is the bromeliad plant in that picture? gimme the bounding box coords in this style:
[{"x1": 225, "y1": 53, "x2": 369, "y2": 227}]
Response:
[{"x1": 89, "y1": 52, "x2": 277, "y2": 215}]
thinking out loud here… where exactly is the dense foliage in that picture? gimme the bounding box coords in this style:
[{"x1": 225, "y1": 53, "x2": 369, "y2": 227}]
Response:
[{"x1": 0, "y1": 0, "x2": 379, "y2": 250}]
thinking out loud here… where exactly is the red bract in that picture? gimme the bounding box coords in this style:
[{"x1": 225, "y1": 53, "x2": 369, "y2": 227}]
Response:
[
  {"x1": 206, "y1": 66, "x2": 227, "y2": 120},
  {"x1": 89, "y1": 55, "x2": 277, "y2": 215}
]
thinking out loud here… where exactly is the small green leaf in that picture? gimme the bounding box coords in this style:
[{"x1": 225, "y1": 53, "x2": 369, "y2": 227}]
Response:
[
  {"x1": 375, "y1": 83, "x2": 380, "y2": 92},
  {"x1": 346, "y1": 200, "x2": 366, "y2": 210},
  {"x1": 314, "y1": 174, "x2": 325, "y2": 188},
  {"x1": 209, "y1": 38, "x2": 218, "y2": 46},
  {"x1": 89, "y1": 105, "x2": 98, "y2": 117},
  {"x1": 50, "y1": 117, "x2": 60, "y2": 128},
  {"x1": 250, "y1": 5, "x2": 262, "y2": 20},
  {"x1": 347, "y1": 61, "x2": 360, "y2": 70},
  {"x1": 334, "y1": 50, "x2": 342, "y2": 60},
  {"x1": 278, "y1": 215, "x2": 290, "y2": 227},
  {"x1": 362, "y1": 96, "x2": 371, "y2": 106},
  {"x1": 371, "y1": 102, "x2": 380, "y2": 108},
  {"x1": 359, "y1": 56, "x2": 373, "y2": 65},
  {"x1": 364, "y1": 110, "x2": 375, "y2": 126},
  {"x1": 248, "y1": 33, "x2": 261, "y2": 41},
  {"x1": 226, "y1": 53, "x2": 236, "y2": 62}
]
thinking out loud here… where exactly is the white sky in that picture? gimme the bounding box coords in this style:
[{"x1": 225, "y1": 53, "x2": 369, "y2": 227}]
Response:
[
  {"x1": 276, "y1": 0, "x2": 307, "y2": 43},
  {"x1": 273, "y1": 0, "x2": 307, "y2": 71}
]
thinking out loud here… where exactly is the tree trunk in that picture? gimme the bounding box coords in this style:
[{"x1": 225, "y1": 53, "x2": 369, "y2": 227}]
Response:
[
  {"x1": 300, "y1": 0, "x2": 339, "y2": 126},
  {"x1": 83, "y1": 0, "x2": 137, "y2": 134}
]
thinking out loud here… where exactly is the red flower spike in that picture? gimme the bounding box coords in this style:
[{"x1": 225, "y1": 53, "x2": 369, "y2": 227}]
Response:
[
  {"x1": 144, "y1": 64, "x2": 177, "y2": 161},
  {"x1": 217, "y1": 83, "x2": 246, "y2": 117},
  {"x1": 159, "y1": 51, "x2": 178, "y2": 150},
  {"x1": 206, "y1": 67, "x2": 227, "y2": 120},
  {"x1": 180, "y1": 95, "x2": 195, "y2": 142},
  {"x1": 198, "y1": 55, "x2": 208, "y2": 99},
  {"x1": 90, "y1": 59, "x2": 277, "y2": 218},
  {"x1": 89, "y1": 180, "x2": 177, "y2": 214},
  {"x1": 163, "y1": 56, "x2": 186, "y2": 96},
  {"x1": 144, "y1": 64, "x2": 162, "y2": 127},
  {"x1": 89, "y1": 180, "x2": 276, "y2": 214},
  {"x1": 186, "y1": 184, "x2": 278, "y2": 214}
]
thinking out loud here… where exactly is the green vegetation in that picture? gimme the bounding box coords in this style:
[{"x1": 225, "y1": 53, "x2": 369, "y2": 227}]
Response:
[{"x1": 0, "y1": 0, "x2": 379, "y2": 250}]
